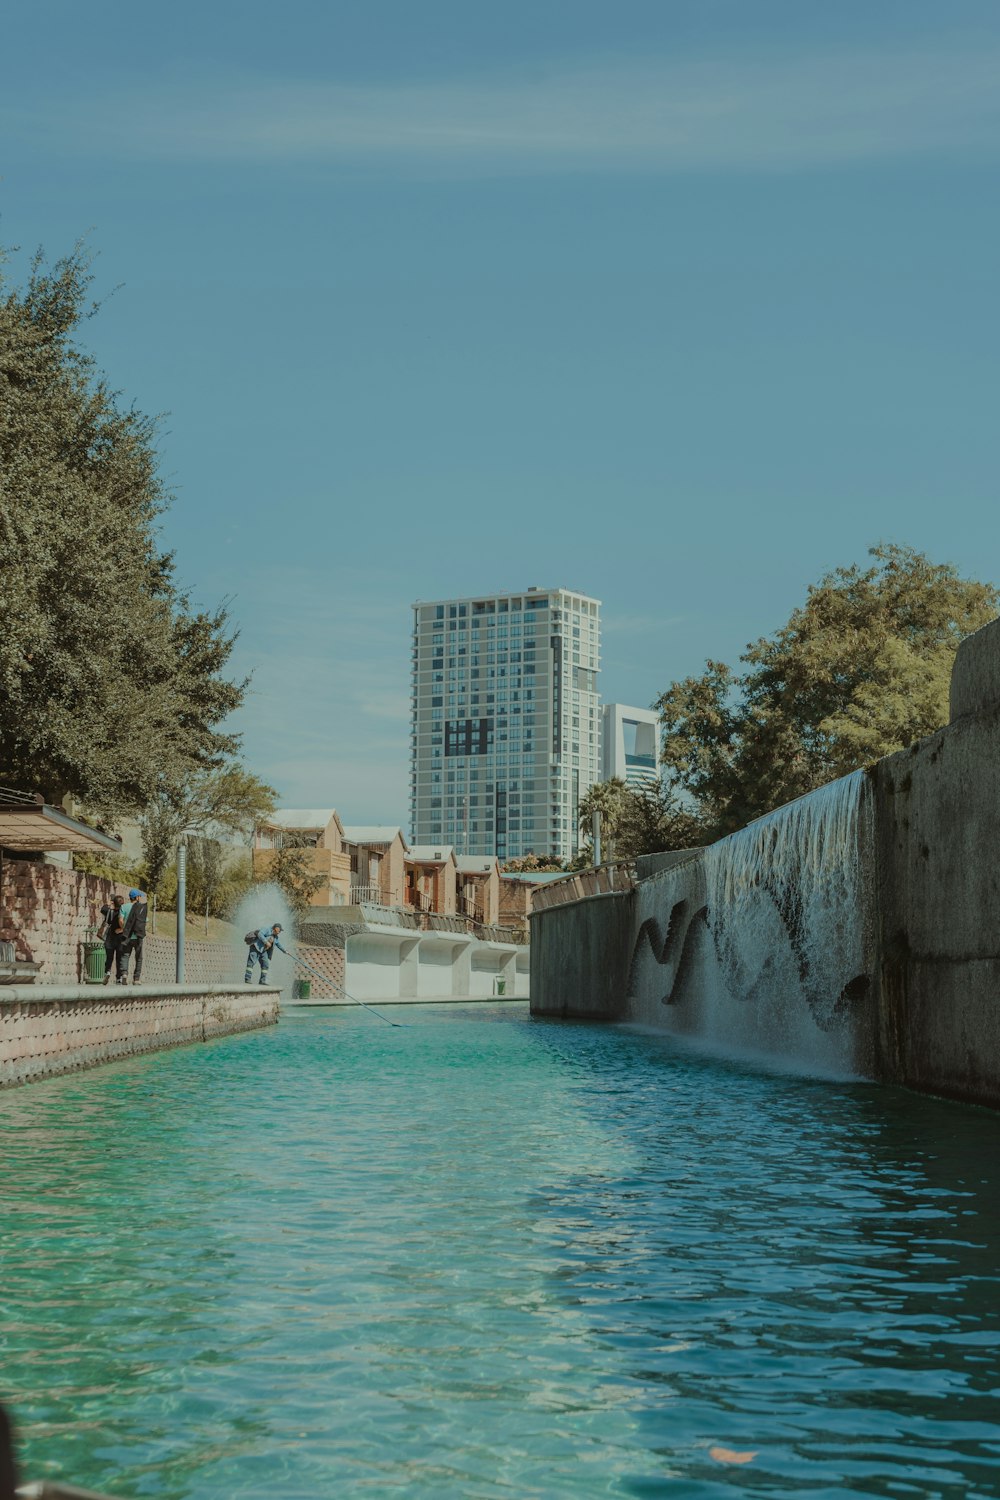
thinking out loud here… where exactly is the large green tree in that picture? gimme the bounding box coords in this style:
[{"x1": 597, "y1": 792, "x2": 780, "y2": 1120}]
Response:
[
  {"x1": 0, "y1": 244, "x2": 245, "y2": 811},
  {"x1": 656, "y1": 544, "x2": 998, "y2": 837}
]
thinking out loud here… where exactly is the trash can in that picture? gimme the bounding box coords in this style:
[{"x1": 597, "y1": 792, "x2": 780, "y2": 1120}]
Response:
[
  {"x1": 495, "y1": 978, "x2": 506, "y2": 996},
  {"x1": 82, "y1": 940, "x2": 106, "y2": 985},
  {"x1": 292, "y1": 979, "x2": 311, "y2": 1000}
]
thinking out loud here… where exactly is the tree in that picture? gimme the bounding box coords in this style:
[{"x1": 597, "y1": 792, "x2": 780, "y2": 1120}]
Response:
[
  {"x1": 576, "y1": 777, "x2": 704, "y2": 864},
  {"x1": 501, "y1": 852, "x2": 565, "y2": 873},
  {"x1": 577, "y1": 778, "x2": 632, "y2": 859},
  {"x1": 186, "y1": 837, "x2": 226, "y2": 928},
  {"x1": 656, "y1": 544, "x2": 998, "y2": 837},
  {"x1": 0, "y1": 244, "x2": 246, "y2": 812},
  {"x1": 264, "y1": 834, "x2": 325, "y2": 915},
  {"x1": 138, "y1": 765, "x2": 277, "y2": 900}
]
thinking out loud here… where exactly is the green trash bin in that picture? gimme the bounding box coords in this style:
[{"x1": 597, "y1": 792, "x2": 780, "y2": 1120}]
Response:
[
  {"x1": 82, "y1": 940, "x2": 106, "y2": 985},
  {"x1": 495, "y1": 977, "x2": 506, "y2": 996},
  {"x1": 292, "y1": 979, "x2": 311, "y2": 1000}
]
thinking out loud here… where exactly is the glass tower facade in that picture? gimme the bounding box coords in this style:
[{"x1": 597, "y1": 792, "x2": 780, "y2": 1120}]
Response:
[{"x1": 409, "y1": 588, "x2": 601, "y2": 861}]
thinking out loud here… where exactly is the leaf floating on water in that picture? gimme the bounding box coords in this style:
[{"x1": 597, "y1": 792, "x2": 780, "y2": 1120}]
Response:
[{"x1": 709, "y1": 1446, "x2": 758, "y2": 1465}]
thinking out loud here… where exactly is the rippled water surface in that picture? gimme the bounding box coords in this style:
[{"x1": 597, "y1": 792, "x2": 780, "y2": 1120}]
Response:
[{"x1": 2, "y1": 1004, "x2": 1000, "y2": 1498}]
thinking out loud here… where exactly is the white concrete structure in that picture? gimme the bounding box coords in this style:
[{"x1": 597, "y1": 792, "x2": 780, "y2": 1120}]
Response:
[
  {"x1": 410, "y1": 587, "x2": 601, "y2": 861},
  {"x1": 601, "y1": 703, "x2": 660, "y2": 793}
]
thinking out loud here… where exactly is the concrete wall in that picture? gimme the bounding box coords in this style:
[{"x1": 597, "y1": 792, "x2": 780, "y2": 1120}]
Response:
[
  {"x1": 530, "y1": 891, "x2": 635, "y2": 1020},
  {"x1": 0, "y1": 984, "x2": 279, "y2": 1088},
  {"x1": 530, "y1": 617, "x2": 1000, "y2": 1109},
  {"x1": 871, "y1": 618, "x2": 1000, "y2": 1106}
]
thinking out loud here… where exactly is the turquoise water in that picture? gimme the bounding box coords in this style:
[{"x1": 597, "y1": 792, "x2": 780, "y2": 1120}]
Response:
[{"x1": 2, "y1": 1004, "x2": 1000, "y2": 1498}]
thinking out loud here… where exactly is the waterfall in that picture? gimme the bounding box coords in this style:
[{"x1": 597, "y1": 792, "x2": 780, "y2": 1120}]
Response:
[{"x1": 699, "y1": 769, "x2": 874, "y2": 1072}]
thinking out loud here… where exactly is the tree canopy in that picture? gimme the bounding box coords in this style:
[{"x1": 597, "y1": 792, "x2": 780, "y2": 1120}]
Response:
[
  {"x1": 576, "y1": 777, "x2": 703, "y2": 864},
  {"x1": 656, "y1": 544, "x2": 998, "y2": 837},
  {"x1": 0, "y1": 245, "x2": 246, "y2": 812}
]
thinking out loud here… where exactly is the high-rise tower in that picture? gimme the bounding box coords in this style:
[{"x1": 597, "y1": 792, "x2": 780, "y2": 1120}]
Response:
[{"x1": 410, "y1": 587, "x2": 601, "y2": 861}]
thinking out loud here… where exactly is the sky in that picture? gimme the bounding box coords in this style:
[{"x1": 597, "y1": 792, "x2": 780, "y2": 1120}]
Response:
[{"x1": 3, "y1": 1, "x2": 998, "y2": 829}]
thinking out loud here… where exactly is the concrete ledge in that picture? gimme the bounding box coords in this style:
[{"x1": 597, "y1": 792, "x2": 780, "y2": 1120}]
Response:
[
  {"x1": 0, "y1": 986, "x2": 281, "y2": 1088},
  {"x1": 950, "y1": 615, "x2": 1000, "y2": 721},
  {"x1": 0, "y1": 984, "x2": 282, "y2": 1003}
]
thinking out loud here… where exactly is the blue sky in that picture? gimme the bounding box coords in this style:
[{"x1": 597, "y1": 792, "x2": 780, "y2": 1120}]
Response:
[{"x1": 4, "y1": 1, "x2": 998, "y2": 828}]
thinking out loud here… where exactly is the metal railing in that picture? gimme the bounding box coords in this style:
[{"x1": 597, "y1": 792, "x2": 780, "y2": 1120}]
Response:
[
  {"x1": 350, "y1": 882, "x2": 384, "y2": 906},
  {"x1": 529, "y1": 861, "x2": 637, "y2": 912}
]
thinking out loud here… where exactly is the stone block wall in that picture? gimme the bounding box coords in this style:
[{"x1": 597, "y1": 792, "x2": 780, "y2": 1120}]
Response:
[
  {"x1": 0, "y1": 986, "x2": 279, "y2": 1088},
  {"x1": 0, "y1": 861, "x2": 261, "y2": 989},
  {"x1": 0, "y1": 861, "x2": 114, "y2": 982}
]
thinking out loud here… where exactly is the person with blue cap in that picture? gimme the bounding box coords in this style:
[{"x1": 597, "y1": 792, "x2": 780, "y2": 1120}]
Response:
[
  {"x1": 120, "y1": 889, "x2": 148, "y2": 985},
  {"x1": 244, "y1": 923, "x2": 286, "y2": 985}
]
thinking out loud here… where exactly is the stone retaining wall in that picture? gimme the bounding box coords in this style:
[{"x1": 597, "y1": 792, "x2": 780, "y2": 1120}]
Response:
[
  {"x1": 0, "y1": 985, "x2": 280, "y2": 1088},
  {"x1": 530, "y1": 617, "x2": 1000, "y2": 1111},
  {"x1": 0, "y1": 860, "x2": 250, "y2": 987},
  {"x1": 0, "y1": 861, "x2": 113, "y2": 982}
]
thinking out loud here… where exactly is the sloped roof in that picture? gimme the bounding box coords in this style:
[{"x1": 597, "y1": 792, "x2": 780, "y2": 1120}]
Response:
[
  {"x1": 500, "y1": 870, "x2": 568, "y2": 884},
  {"x1": 342, "y1": 825, "x2": 407, "y2": 848},
  {"x1": 407, "y1": 844, "x2": 456, "y2": 864},
  {"x1": 456, "y1": 856, "x2": 498, "y2": 875},
  {"x1": 0, "y1": 789, "x2": 123, "y2": 854},
  {"x1": 267, "y1": 809, "x2": 340, "y2": 830}
]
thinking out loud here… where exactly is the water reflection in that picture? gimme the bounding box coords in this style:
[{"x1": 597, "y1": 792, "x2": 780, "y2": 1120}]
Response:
[{"x1": 0, "y1": 1007, "x2": 998, "y2": 1498}]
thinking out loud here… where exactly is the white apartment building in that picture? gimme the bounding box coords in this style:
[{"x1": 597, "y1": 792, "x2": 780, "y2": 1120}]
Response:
[
  {"x1": 410, "y1": 587, "x2": 602, "y2": 861},
  {"x1": 601, "y1": 703, "x2": 660, "y2": 793}
]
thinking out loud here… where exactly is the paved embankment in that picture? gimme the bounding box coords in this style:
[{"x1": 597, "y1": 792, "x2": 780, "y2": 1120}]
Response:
[{"x1": 0, "y1": 985, "x2": 280, "y2": 1087}]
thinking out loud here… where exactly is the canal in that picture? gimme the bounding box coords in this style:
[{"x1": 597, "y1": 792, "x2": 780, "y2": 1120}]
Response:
[{"x1": 2, "y1": 1003, "x2": 999, "y2": 1498}]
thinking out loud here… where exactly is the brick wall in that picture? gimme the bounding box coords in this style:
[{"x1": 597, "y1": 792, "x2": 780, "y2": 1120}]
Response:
[
  {"x1": 0, "y1": 860, "x2": 114, "y2": 982},
  {"x1": 0, "y1": 860, "x2": 251, "y2": 988}
]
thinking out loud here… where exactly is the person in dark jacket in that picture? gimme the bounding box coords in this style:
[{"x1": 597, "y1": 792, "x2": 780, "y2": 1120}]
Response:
[
  {"x1": 121, "y1": 888, "x2": 148, "y2": 985},
  {"x1": 100, "y1": 895, "x2": 125, "y2": 984}
]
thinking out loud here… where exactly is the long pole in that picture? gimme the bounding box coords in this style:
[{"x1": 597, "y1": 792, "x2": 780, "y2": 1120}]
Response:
[
  {"x1": 592, "y1": 809, "x2": 602, "y2": 867},
  {"x1": 176, "y1": 840, "x2": 186, "y2": 983},
  {"x1": 286, "y1": 947, "x2": 401, "y2": 1027}
]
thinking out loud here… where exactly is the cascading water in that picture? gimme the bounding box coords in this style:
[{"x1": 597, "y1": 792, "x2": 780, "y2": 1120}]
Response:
[
  {"x1": 230, "y1": 882, "x2": 296, "y2": 995},
  {"x1": 700, "y1": 769, "x2": 874, "y2": 1073}
]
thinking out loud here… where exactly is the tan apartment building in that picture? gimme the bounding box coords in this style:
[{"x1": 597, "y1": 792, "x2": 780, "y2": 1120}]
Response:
[
  {"x1": 342, "y1": 826, "x2": 408, "y2": 907},
  {"x1": 405, "y1": 845, "x2": 458, "y2": 916},
  {"x1": 455, "y1": 856, "x2": 501, "y2": 925},
  {"x1": 253, "y1": 809, "x2": 352, "y2": 906}
]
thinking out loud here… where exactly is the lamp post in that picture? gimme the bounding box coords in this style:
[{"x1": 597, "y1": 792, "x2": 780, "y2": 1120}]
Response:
[
  {"x1": 175, "y1": 839, "x2": 187, "y2": 983},
  {"x1": 592, "y1": 809, "x2": 602, "y2": 867}
]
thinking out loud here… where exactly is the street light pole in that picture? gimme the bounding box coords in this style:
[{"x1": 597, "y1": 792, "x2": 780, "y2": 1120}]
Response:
[{"x1": 176, "y1": 839, "x2": 187, "y2": 983}]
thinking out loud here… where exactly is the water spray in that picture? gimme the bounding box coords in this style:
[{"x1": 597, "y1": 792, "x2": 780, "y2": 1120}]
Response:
[{"x1": 284, "y1": 947, "x2": 403, "y2": 1028}]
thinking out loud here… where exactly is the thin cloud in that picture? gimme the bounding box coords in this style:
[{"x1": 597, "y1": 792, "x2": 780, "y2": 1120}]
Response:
[
  {"x1": 604, "y1": 613, "x2": 689, "y2": 636},
  {"x1": 18, "y1": 41, "x2": 1000, "y2": 174}
]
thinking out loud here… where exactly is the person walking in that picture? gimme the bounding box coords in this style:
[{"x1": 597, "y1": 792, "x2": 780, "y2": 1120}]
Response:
[
  {"x1": 244, "y1": 923, "x2": 287, "y2": 985},
  {"x1": 99, "y1": 895, "x2": 125, "y2": 984},
  {"x1": 121, "y1": 889, "x2": 148, "y2": 985}
]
